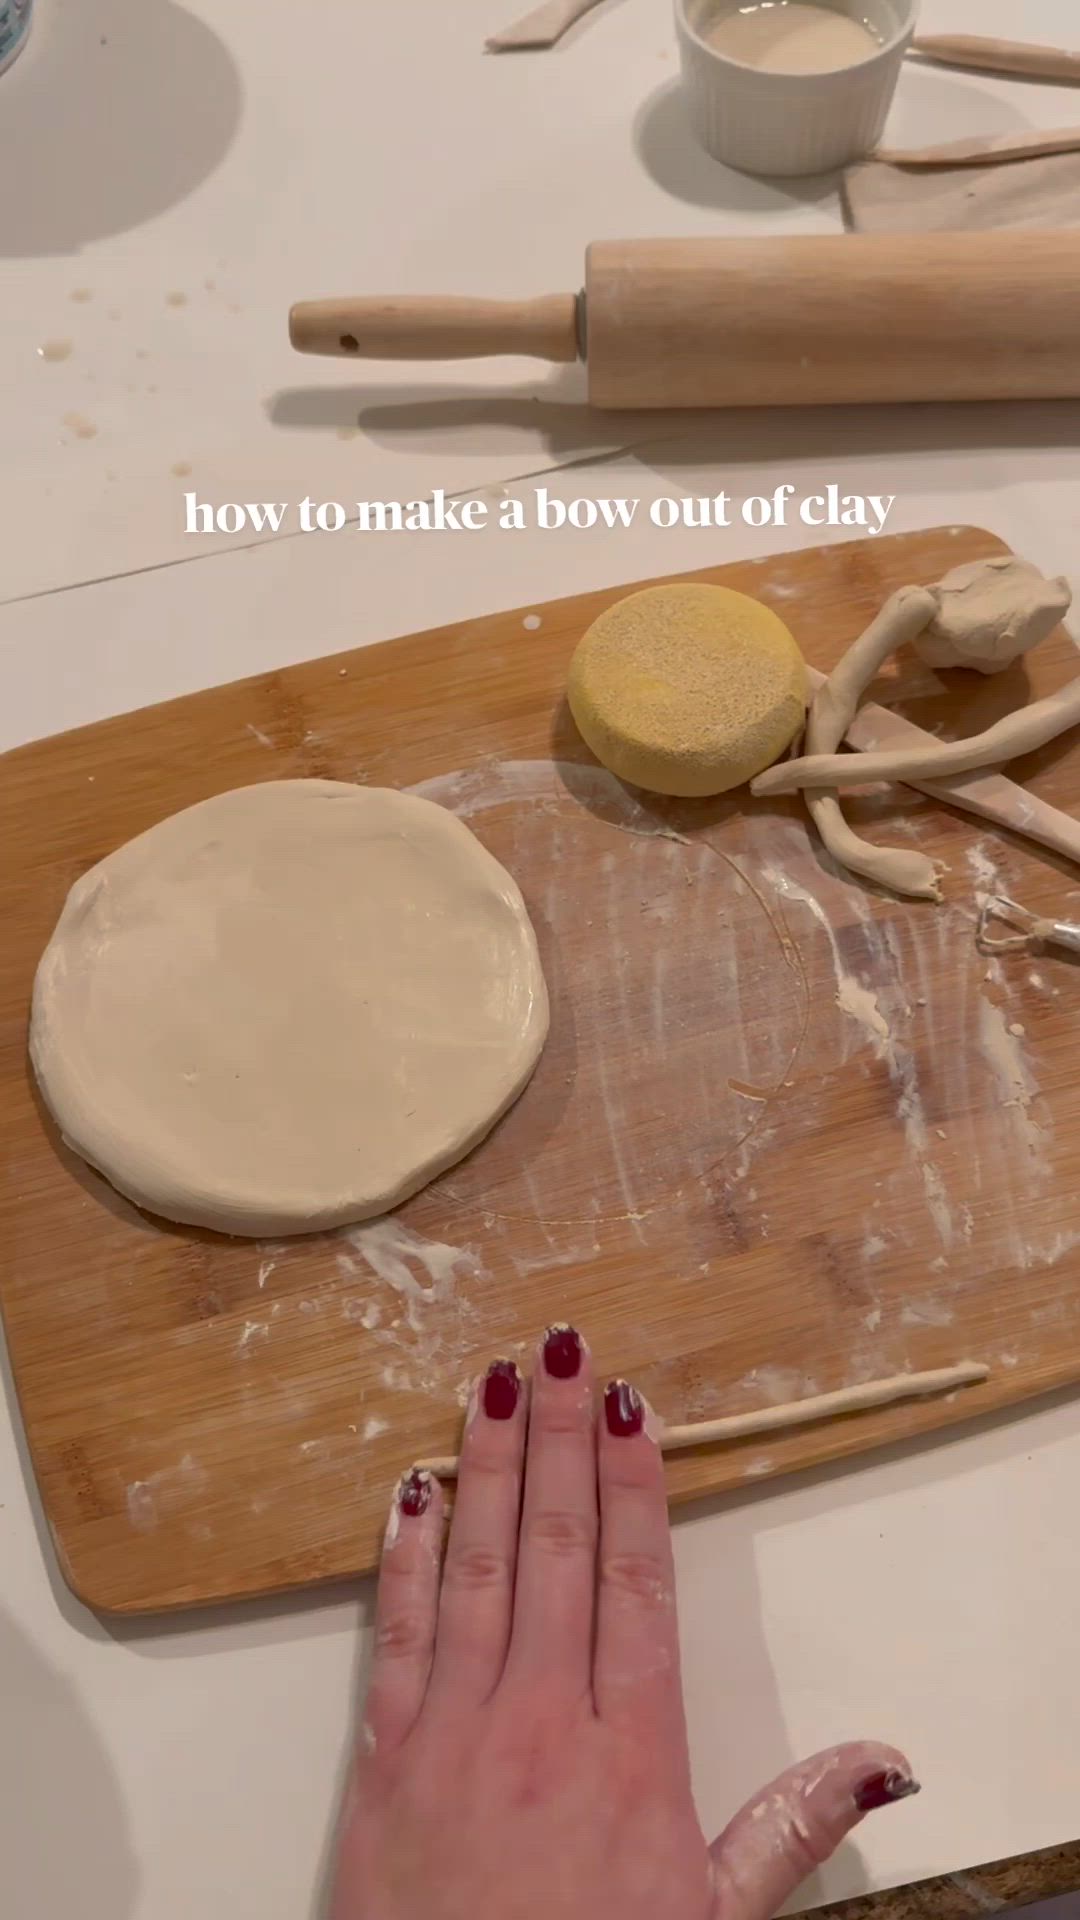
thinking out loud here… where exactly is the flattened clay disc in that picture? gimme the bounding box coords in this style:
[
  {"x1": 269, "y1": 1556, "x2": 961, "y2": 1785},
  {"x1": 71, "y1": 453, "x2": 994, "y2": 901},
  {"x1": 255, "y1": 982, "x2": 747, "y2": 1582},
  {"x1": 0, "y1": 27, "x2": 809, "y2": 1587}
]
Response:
[{"x1": 30, "y1": 780, "x2": 549, "y2": 1236}]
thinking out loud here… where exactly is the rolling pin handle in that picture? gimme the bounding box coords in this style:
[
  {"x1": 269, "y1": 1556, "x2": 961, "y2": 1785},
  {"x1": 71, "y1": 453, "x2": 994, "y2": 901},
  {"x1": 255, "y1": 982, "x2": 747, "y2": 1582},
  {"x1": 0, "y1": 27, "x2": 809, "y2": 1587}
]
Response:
[{"x1": 288, "y1": 293, "x2": 582, "y2": 364}]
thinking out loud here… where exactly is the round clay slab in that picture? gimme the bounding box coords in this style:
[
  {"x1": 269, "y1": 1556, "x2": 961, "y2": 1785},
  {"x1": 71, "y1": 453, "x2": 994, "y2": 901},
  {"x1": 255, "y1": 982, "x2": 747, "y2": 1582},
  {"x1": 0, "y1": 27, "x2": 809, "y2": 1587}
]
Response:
[{"x1": 30, "y1": 780, "x2": 549, "y2": 1236}]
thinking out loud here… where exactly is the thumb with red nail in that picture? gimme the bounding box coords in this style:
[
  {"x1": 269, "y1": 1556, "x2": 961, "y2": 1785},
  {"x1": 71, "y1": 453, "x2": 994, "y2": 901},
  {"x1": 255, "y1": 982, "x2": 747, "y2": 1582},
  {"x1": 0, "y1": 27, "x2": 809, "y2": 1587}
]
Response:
[{"x1": 330, "y1": 1335, "x2": 918, "y2": 1920}]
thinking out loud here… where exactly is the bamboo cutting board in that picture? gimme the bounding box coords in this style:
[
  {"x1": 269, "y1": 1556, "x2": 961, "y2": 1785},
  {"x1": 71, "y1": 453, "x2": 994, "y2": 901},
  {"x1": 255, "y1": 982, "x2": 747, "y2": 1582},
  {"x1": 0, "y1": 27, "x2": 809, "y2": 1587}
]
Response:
[{"x1": 3, "y1": 525, "x2": 1080, "y2": 1614}]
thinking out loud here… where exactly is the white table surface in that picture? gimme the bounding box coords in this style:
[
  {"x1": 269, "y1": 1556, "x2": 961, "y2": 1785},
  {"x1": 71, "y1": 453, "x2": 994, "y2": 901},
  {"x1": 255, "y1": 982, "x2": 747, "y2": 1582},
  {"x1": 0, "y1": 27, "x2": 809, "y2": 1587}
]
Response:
[{"x1": 4, "y1": 2, "x2": 1080, "y2": 1916}]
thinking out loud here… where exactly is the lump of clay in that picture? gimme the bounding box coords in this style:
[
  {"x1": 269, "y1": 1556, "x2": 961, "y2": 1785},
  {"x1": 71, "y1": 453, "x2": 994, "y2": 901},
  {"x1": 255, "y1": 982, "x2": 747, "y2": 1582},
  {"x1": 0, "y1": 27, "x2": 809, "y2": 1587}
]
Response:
[
  {"x1": 913, "y1": 555, "x2": 1071, "y2": 674},
  {"x1": 30, "y1": 780, "x2": 549, "y2": 1237},
  {"x1": 567, "y1": 582, "x2": 807, "y2": 798}
]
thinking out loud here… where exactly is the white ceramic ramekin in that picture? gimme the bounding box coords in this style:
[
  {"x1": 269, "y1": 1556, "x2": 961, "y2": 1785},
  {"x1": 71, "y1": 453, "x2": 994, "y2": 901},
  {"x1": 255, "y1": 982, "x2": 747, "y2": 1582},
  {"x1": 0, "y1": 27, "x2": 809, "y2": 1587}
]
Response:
[{"x1": 675, "y1": 0, "x2": 918, "y2": 177}]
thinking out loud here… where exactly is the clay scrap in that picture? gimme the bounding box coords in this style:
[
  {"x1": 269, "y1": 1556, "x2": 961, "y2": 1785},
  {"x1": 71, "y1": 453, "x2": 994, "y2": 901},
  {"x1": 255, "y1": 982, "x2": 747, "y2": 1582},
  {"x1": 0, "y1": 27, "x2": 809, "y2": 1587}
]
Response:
[
  {"x1": 799, "y1": 584, "x2": 944, "y2": 901},
  {"x1": 418, "y1": 1362, "x2": 991, "y2": 1477},
  {"x1": 751, "y1": 556, "x2": 1075, "y2": 899},
  {"x1": 916, "y1": 556, "x2": 1070, "y2": 671}
]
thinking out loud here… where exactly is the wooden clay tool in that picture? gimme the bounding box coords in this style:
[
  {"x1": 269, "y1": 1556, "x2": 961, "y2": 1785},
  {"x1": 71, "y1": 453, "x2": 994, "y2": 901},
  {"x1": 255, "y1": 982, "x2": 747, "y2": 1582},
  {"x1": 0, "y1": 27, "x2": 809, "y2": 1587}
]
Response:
[
  {"x1": 290, "y1": 231, "x2": 1080, "y2": 410},
  {"x1": 418, "y1": 1362, "x2": 990, "y2": 1477},
  {"x1": 876, "y1": 127, "x2": 1080, "y2": 170},
  {"x1": 911, "y1": 34, "x2": 1080, "y2": 85},
  {"x1": 486, "y1": 0, "x2": 604, "y2": 51}
]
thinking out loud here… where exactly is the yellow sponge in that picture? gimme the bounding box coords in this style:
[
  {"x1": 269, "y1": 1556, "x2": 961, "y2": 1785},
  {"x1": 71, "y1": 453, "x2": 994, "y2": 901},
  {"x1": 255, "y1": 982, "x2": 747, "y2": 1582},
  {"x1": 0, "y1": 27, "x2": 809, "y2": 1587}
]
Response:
[{"x1": 567, "y1": 583, "x2": 807, "y2": 798}]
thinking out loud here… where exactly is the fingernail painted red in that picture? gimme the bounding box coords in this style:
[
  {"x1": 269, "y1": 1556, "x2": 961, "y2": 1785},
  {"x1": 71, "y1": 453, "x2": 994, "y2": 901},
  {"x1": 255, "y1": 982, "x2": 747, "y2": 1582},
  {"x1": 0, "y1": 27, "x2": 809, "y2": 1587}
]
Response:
[
  {"x1": 399, "y1": 1469, "x2": 431, "y2": 1518},
  {"x1": 482, "y1": 1358, "x2": 520, "y2": 1420},
  {"x1": 854, "y1": 1769, "x2": 920, "y2": 1812},
  {"x1": 605, "y1": 1379, "x2": 644, "y2": 1437},
  {"x1": 543, "y1": 1324, "x2": 583, "y2": 1380}
]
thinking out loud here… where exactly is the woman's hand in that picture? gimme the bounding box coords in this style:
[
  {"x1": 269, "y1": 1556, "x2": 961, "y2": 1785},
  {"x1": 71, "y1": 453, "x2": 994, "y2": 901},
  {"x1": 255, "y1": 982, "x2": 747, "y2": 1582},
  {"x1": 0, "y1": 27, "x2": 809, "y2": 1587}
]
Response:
[{"x1": 331, "y1": 1327, "x2": 916, "y2": 1919}]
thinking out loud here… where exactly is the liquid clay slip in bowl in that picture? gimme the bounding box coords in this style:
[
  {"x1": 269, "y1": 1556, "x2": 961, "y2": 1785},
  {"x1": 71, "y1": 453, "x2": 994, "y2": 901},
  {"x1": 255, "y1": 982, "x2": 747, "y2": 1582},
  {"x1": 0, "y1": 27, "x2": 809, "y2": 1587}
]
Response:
[
  {"x1": 0, "y1": 0, "x2": 34, "y2": 77},
  {"x1": 674, "y1": 0, "x2": 918, "y2": 177}
]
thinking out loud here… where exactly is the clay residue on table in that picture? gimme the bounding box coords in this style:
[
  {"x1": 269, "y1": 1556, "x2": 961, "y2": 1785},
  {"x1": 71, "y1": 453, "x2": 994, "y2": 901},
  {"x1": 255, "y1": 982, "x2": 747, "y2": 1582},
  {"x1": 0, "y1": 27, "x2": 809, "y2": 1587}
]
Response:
[
  {"x1": 223, "y1": 758, "x2": 1075, "y2": 1469},
  {"x1": 977, "y1": 998, "x2": 1047, "y2": 1167},
  {"x1": 409, "y1": 760, "x2": 808, "y2": 1248}
]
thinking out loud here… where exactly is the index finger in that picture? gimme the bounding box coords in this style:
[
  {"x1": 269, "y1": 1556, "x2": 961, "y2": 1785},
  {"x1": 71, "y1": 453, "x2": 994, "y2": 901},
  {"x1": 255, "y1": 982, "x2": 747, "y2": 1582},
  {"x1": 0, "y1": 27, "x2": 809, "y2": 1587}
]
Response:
[{"x1": 593, "y1": 1379, "x2": 686, "y2": 1752}]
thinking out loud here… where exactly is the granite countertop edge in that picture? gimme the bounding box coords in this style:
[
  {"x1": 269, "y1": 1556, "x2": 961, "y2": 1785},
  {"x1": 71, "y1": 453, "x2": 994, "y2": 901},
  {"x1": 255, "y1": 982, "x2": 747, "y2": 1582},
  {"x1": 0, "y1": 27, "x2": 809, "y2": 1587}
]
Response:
[{"x1": 818, "y1": 1842, "x2": 1080, "y2": 1920}]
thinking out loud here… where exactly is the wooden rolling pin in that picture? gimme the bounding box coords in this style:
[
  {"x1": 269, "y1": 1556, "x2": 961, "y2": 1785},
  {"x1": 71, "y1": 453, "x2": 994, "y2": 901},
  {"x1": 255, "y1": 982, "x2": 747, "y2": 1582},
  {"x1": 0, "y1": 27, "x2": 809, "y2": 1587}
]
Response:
[{"x1": 290, "y1": 232, "x2": 1080, "y2": 411}]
